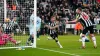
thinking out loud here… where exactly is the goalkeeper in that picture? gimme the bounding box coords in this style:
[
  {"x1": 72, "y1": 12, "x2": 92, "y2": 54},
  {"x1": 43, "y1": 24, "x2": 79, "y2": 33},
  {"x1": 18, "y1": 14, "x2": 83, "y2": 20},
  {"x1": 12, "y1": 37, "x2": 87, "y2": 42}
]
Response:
[{"x1": 0, "y1": 23, "x2": 20, "y2": 45}]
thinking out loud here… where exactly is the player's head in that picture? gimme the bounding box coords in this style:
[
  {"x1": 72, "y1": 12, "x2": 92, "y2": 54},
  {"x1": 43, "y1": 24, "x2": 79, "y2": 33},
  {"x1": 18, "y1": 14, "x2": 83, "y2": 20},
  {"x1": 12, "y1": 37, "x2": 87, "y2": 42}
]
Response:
[
  {"x1": 76, "y1": 7, "x2": 82, "y2": 14},
  {"x1": 5, "y1": 18, "x2": 10, "y2": 23},
  {"x1": 51, "y1": 15, "x2": 56, "y2": 22}
]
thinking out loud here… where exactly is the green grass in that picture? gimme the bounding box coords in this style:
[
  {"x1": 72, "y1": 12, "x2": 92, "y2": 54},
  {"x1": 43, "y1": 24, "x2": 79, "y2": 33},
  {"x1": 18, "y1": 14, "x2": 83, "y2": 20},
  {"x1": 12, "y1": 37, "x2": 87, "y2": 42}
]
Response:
[{"x1": 0, "y1": 35, "x2": 100, "y2": 56}]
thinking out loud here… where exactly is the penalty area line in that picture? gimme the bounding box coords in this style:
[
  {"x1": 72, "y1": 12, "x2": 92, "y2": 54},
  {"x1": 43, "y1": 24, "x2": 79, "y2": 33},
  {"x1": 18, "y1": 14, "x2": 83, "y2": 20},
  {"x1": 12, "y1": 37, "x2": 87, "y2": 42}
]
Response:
[{"x1": 37, "y1": 47, "x2": 80, "y2": 56}]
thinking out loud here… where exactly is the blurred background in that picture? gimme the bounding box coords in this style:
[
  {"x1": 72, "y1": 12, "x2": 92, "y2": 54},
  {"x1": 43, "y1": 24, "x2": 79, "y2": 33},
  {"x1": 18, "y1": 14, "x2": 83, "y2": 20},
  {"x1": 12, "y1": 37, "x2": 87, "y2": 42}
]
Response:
[{"x1": 0, "y1": 0, "x2": 100, "y2": 35}]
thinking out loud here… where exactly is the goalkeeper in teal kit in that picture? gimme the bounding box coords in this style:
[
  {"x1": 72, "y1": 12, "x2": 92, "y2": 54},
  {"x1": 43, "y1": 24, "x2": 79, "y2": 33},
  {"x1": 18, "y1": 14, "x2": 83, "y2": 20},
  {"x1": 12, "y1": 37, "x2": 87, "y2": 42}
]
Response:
[{"x1": 26, "y1": 11, "x2": 41, "y2": 46}]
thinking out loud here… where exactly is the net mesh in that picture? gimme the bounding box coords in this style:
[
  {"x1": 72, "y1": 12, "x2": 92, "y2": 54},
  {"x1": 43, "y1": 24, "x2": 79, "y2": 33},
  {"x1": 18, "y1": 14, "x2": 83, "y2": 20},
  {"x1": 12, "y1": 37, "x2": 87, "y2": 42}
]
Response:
[{"x1": 0, "y1": 0, "x2": 34, "y2": 48}]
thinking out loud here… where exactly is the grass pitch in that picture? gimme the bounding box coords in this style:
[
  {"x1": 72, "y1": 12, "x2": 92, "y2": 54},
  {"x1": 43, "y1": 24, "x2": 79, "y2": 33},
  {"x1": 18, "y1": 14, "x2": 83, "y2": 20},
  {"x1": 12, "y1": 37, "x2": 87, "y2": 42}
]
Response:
[{"x1": 0, "y1": 35, "x2": 100, "y2": 56}]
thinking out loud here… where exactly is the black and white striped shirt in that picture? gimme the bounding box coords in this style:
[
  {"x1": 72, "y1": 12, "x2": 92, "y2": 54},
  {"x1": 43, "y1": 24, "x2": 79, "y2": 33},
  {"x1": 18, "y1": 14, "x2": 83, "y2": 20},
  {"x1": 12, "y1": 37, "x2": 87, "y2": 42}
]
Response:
[
  {"x1": 78, "y1": 12, "x2": 93, "y2": 28},
  {"x1": 48, "y1": 21, "x2": 58, "y2": 34},
  {"x1": 6, "y1": 22, "x2": 14, "y2": 29}
]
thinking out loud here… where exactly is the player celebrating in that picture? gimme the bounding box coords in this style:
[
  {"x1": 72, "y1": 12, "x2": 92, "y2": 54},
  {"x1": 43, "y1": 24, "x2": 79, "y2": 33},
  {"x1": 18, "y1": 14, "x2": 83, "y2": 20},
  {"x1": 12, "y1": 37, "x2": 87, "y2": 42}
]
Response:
[
  {"x1": 45, "y1": 15, "x2": 63, "y2": 48},
  {"x1": 76, "y1": 14, "x2": 90, "y2": 42},
  {"x1": 66, "y1": 7, "x2": 97, "y2": 49},
  {"x1": 26, "y1": 11, "x2": 41, "y2": 46}
]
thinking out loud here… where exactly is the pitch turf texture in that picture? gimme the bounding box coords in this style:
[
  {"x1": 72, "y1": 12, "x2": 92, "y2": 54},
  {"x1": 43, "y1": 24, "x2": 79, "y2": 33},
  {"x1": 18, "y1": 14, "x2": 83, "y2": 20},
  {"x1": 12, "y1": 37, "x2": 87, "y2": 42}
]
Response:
[{"x1": 0, "y1": 35, "x2": 100, "y2": 56}]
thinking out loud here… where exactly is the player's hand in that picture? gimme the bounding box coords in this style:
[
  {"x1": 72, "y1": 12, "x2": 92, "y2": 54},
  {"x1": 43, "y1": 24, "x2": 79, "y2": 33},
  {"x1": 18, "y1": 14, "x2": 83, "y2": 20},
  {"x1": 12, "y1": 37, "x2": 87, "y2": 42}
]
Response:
[
  {"x1": 49, "y1": 27, "x2": 53, "y2": 29},
  {"x1": 45, "y1": 25, "x2": 49, "y2": 27},
  {"x1": 66, "y1": 20, "x2": 69, "y2": 24}
]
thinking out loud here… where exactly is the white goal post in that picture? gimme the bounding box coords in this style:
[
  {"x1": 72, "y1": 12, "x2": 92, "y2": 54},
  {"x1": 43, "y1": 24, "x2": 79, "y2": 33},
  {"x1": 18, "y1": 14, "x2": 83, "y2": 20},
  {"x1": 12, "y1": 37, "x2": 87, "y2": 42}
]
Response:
[{"x1": 33, "y1": 0, "x2": 37, "y2": 48}]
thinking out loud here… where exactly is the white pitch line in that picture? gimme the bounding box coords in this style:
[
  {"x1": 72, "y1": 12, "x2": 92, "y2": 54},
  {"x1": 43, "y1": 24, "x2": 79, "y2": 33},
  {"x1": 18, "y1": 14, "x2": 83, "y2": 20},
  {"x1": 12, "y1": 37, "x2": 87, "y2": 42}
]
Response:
[
  {"x1": 78, "y1": 53, "x2": 100, "y2": 54},
  {"x1": 37, "y1": 48, "x2": 80, "y2": 56}
]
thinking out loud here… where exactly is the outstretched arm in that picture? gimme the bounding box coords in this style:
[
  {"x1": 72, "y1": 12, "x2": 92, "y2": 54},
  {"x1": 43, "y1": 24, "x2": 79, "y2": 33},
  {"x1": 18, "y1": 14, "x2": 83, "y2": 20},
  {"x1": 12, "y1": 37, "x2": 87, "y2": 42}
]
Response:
[{"x1": 66, "y1": 19, "x2": 78, "y2": 24}]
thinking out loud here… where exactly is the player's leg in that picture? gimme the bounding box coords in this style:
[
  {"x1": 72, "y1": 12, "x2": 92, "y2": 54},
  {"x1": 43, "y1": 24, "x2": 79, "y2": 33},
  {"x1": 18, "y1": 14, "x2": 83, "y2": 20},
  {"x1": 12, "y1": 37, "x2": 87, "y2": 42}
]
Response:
[
  {"x1": 90, "y1": 34, "x2": 97, "y2": 48},
  {"x1": 79, "y1": 33, "x2": 89, "y2": 42},
  {"x1": 10, "y1": 29, "x2": 21, "y2": 45},
  {"x1": 30, "y1": 29, "x2": 34, "y2": 45},
  {"x1": 26, "y1": 33, "x2": 34, "y2": 46},
  {"x1": 47, "y1": 29, "x2": 52, "y2": 40},
  {"x1": 81, "y1": 28, "x2": 88, "y2": 49},
  {"x1": 85, "y1": 32, "x2": 90, "y2": 42},
  {"x1": 51, "y1": 33, "x2": 63, "y2": 48},
  {"x1": 37, "y1": 31, "x2": 40, "y2": 40},
  {"x1": 30, "y1": 35, "x2": 34, "y2": 44},
  {"x1": 37, "y1": 27, "x2": 40, "y2": 40},
  {"x1": 47, "y1": 33, "x2": 52, "y2": 40},
  {"x1": 89, "y1": 26, "x2": 97, "y2": 48},
  {"x1": 30, "y1": 34, "x2": 34, "y2": 46},
  {"x1": 28, "y1": 35, "x2": 31, "y2": 42},
  {"x1": 26, "y1": 35, "x2": 33, "y2": 45},
  {"x1": 4, "y1": 34, "x2": 21, "y2": 45},
  {"x1": 26, "y1": 29, "x2": 34, "y2": 45},
  {"x1": 9, "y1": 36, "x2": 21, "y2": 45}
]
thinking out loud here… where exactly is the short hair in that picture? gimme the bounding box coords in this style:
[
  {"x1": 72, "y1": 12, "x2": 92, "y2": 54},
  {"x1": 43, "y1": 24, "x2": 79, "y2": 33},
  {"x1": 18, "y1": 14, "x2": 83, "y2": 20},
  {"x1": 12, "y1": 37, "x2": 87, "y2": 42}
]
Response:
[
  {"x1": 77, "y1": 7, "x2": 82, "y2": 11},
  {"x1": 51, "y1": 15, "x2": 56, "y2": 19}
]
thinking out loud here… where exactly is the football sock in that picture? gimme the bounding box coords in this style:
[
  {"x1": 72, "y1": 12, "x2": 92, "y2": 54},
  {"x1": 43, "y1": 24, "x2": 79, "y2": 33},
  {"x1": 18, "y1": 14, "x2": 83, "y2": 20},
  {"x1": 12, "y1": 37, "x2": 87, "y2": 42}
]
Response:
[
  {"x1": 92, "y1": 37, "x2": 97, "y2": 46},
  {"x1": 57, "y1": 41, "x2": 63, "y2": 48},
  {"x1": 55, "y1": 39, "x2": 63, "y2": 48},
  {"x1": 82, "y1": 36, "x2": 85, "y2": 47}
]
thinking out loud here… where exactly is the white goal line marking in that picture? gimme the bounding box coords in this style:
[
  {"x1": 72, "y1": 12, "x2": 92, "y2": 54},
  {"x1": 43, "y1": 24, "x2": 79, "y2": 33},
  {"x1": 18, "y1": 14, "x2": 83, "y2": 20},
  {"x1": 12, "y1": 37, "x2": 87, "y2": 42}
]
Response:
[{"x1": 37, "y1": 48, "x2": 80, "y2": 56}]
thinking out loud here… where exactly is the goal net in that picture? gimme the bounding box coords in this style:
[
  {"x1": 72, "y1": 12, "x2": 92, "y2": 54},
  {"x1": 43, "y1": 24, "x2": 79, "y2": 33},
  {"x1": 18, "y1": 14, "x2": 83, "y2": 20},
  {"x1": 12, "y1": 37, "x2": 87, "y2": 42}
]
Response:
[{"x1": 0, "y1": 0, "x2": 37, "y2": 49}]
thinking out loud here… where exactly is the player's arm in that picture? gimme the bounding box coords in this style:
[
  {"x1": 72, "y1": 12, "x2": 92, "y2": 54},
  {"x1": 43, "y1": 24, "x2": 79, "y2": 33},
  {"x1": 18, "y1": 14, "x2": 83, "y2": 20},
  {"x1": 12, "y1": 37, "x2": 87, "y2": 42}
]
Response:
[
  {"x1": 45, "y1": 25, "x2": 50, "y2": 28},
  {"x1": 66, "y1": 14, "x2": 79, "y2": 24},
  {"x1": 52, "y1": 21, "x2": 59, "y2": 29},
  {"x1": 66, "y1": 19, "x2": 78, "y2": 24}
]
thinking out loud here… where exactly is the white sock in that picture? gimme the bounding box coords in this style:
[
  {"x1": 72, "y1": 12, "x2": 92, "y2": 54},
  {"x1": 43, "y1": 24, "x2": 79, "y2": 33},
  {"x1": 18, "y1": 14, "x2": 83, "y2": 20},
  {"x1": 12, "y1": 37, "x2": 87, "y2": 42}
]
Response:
[
  {"x1": 92, "y1": 37, "x2": 97, "y2": 46},
  {"x1": 57, "y1": 41, "x2": 63, "y2": 48},
  {"x1": 80, "y1": 33, "x2": 82, "y2": 38},
  {"x1": 82, "y1": 37, "x2": 85, "y2": 47}
]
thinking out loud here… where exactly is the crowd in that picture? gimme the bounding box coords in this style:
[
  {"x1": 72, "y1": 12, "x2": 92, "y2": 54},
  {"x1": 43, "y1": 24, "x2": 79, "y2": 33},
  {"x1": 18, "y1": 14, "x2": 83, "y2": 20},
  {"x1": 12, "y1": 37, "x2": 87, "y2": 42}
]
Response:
[{"x1": 0, "y1": 0, "x2": 100, "y2": 35}]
